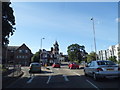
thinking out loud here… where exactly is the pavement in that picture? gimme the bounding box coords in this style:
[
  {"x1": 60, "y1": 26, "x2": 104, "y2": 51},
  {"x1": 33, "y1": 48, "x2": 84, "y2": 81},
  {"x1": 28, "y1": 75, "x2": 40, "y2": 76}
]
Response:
[{"x1": 2, "y1": 68, "x2": 24, "y2": 88}]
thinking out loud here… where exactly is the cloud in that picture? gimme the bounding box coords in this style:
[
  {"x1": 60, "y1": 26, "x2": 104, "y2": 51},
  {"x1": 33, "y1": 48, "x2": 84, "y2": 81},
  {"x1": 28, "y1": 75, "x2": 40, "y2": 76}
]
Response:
[{"x1": 115, "y1": 18, "x2": 120, "y2": 22}]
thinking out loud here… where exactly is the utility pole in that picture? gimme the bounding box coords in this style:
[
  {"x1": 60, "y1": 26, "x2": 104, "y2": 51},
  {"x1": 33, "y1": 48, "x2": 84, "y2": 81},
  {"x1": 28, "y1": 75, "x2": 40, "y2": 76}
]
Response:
[
  {"x1": 41, "y1": 38, "x2": 45, "y2": 50},
  {"x1": 5, "y1": 45, "x2": 8, "y2": 69},
  {"x1": 91, "y1": 18, "x2": 97, "y2": 60},
  {"x1": 40, "y1": 38, "x2": 45, "y2": 64}
]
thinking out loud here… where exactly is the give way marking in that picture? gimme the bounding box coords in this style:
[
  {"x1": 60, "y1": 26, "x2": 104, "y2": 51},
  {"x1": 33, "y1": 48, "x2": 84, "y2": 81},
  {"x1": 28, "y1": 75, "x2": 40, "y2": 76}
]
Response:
[
  {"x1": 63, "y1": 75, "x2": 69, "y2": 81},
  {"x1": 27, "y1": 76, "x2": 35, "y2": 84}
]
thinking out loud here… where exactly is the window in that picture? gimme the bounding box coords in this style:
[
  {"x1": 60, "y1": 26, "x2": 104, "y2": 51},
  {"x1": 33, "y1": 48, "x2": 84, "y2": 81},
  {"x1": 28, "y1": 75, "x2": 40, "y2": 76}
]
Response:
[
  {"x1": 22, "y1": 56, "x2": 24, "y2": 58},
  {"x1": 16, "y1": 56, "x2": 18, "y2": 58},
  {"x1": 25, "y1": 56, "x2": 28, "y2": 58},
  {"x1": 25, "y1": 50, "x2": 28, "y2": 53},
  {"x1": 97, "y1": 61, "x2": 115, "y2": 65},
  {"x1": 19, "y1": 50, "x2": 22, "y2": 53},
  {"x1": 90, "y1": 62, "x2": 95, "y2": 67},
  {"x1": 19, "y1": 56, "x2": 21, "y2": 58},
  {"x1": 11, "y1": 50, "x2": 14, "y2": 52}
]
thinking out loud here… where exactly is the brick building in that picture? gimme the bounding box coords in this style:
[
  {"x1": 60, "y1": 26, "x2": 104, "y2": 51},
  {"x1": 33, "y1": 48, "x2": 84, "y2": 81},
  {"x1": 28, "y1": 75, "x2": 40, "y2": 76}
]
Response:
[{"x1": 6, "y1": 43, "x2": 33, "y2": 66}]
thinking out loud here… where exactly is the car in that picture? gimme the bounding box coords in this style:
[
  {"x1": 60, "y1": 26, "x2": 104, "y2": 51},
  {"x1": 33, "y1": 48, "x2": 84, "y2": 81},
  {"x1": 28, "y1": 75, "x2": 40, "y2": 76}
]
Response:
[
  {"x1": 84, "y1": 60, "x2": 120, "y2": 81},
  {"x1": 29, "y1": 62, "x2": 41, "y2": 73},
  {"x1": 68, "y1": 62, "x2": 79, "y2": 69},
  {"x1": 52, "y1": 63, "x2": 60, "y2": 68}
]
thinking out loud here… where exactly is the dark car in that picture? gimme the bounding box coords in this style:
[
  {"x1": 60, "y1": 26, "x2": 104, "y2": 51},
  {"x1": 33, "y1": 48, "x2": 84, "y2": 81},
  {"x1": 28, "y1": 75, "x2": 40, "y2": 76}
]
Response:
[
  {"x1": 68, "y1": 62, "x2": 79, "y2": 69},
  {"x1": 29, "y1": 62, "x2": 41, "y2": 73}
]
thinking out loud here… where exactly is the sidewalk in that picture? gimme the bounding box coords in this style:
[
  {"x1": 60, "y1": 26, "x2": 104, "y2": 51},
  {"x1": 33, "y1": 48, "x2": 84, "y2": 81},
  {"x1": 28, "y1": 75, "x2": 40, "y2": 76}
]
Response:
[{"x1": 2, "y1": 68, "x2": 24, "y2": 88}]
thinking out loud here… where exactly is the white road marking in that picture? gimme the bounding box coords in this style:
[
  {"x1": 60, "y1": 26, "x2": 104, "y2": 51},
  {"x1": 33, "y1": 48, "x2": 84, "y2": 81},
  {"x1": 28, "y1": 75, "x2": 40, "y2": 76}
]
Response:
[
  {"x1": 46, "y1": 75, "x2": 52, "y2": 84},
  {"x1": 27, "y1": 76, "x2": 35, "y2": 84},
  {"x1": 86, "y1": 79, "x2": 99, "y2": 90},
  {"x1": 73, "y1": 72, "x2": 81, "y2": 76},
  {"x1": 63, "y1": 75, "x2": 69, "y2": 81},
  {"x1": 22, "y1": 71, "x2": 26, "y2": 77},
  {"x1": 56, "y1": 68, "x2": 59, "y2": 70}
]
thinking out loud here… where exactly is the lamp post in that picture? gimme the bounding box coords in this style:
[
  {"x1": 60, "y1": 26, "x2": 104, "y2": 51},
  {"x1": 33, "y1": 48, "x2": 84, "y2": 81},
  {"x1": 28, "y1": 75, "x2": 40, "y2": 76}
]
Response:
[
  {"x1": 40, "y1": 38, "x2": 45, "y2": 64},
  {"x1": 40, "y1": 38, "x2": 45, "y2": 50},
  {"x1": 91, "y1": 18, "x2": 97, "y2": 60}
]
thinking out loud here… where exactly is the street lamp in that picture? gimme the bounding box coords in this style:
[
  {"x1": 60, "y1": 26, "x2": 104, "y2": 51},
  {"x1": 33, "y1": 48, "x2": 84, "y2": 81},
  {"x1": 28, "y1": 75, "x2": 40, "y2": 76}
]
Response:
[
  {"x1": 40, "y1": 38, "x2": 45, "y2": 50},
  {"x1": 40, "y1": 38, "x2": 45, "y2": 64},
  {"x1": 91, "y1": 17, "x2": 97, "y2": 60}
]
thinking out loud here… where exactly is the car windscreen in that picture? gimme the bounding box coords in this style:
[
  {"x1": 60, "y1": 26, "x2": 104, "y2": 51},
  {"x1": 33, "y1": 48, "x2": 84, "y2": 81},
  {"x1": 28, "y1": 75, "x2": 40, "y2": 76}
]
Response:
[
  {"x1": 31, "y1": 64, "x2": 40, "y2": 66},
  {"x1": 54, "y1": 63, "x2": 60, "y2": 64},
  {"x1": 97, "y1": 61, "x2": 116, "y2": 65}
]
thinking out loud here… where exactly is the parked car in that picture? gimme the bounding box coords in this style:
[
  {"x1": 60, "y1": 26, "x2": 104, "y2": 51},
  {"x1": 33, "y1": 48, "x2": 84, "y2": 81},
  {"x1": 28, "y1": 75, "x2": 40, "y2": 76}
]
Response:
[
  {"x1": 52, "y1": 63, "x2": 60, "y2": 68},
  {"x1": 29, "y1": 62, "x2": 41, "y2": 73},
  {"x1": 68, "y1": 62, "x2": 79, "y2": 69},
  {"x1": 84, "y1": 60, "x2": 120, "y2": 81}
]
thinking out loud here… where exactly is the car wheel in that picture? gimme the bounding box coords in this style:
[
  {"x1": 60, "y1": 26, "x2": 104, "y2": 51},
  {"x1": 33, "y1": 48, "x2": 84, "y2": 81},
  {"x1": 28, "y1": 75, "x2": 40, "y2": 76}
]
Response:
[
  {"x1": 40, "y1": 70, "x2": 41, "y2": 73},
  {"x1": 29, "y1": 70, "x2": 31, "y2": 73},
  {"x1": 93, "y1": 73, "x2": 99, "y2": 81},
  {"x1": 84, "y1": 72, "x2": 88, "y2": 76},
  {"x1": 70, "y1": 67, "x2": 72, "y2": 69},
  {"x1": 84, "y1": 70, "x2": 88, "y2": 76}
]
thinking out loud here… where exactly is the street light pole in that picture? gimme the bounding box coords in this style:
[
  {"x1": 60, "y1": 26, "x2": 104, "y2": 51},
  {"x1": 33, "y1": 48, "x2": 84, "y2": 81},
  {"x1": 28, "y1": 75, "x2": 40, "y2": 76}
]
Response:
[
  {"x1": 40, "y1": 38, "x2": 45, "y2": 50},
  {"x1": 91, "y1": 18, "x2": 97, "y2": 60},
  {"x1": 5, "y1": 45, "x2": 8, "y2": 68},
  {"x1": 40, "y1": 38, "x2": 45, "y2": 64}
]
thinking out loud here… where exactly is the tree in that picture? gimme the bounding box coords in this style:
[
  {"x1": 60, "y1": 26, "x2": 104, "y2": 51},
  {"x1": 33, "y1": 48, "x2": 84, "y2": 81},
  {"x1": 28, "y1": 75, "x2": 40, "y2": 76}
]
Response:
[
  {"x1": 2, "y1": 2, "x2": 16, "y2": 47},
  {"x1": 31, "y1": 51, "x2": 40, "y2": 62},
  {"x1": 108, "y1": 56, "x2": 117, "y2": 63},
  {"x1": 87, "y1": 51, "x2": 98, "y2": 63},
  {"x1": 67, "y1": 44, "x2": 87, "y2": 63}
]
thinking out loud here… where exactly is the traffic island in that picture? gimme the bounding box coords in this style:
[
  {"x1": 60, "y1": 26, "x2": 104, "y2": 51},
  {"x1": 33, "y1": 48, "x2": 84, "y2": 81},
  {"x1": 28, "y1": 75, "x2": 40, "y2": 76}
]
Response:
[{"x1": 2, "y1": 70, "x2": 24, "y2": 88}]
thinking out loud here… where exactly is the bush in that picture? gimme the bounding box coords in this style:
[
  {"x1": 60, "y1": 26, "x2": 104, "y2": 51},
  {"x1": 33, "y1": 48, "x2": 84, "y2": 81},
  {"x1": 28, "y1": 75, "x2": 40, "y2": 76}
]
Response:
[
  {"x1": 117, "y1": 60, "x2": 120, "y2": 64},
  {"x1": 108, "y1": 56, "x2": 117, "y2": 63}
]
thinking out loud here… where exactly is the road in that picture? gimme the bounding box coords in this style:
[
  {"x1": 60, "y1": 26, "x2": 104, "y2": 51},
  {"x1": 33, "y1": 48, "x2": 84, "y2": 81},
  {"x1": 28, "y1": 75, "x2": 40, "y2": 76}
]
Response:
[{"x1": 5, "y1": 62, "x2": 119, "y2": 89}]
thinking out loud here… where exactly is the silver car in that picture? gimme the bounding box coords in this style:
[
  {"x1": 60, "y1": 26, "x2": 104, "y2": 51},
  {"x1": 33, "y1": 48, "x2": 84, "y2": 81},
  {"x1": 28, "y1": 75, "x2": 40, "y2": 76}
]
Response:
[{"x1": 84, "y1": 60, "x2": 120, "y2": 81}]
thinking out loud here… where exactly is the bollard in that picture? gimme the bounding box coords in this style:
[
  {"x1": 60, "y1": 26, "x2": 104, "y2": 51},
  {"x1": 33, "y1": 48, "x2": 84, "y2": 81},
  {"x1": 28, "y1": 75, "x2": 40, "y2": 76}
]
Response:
[{"x1": 45, "y1": 64, "x2": 47, "y2": 69}]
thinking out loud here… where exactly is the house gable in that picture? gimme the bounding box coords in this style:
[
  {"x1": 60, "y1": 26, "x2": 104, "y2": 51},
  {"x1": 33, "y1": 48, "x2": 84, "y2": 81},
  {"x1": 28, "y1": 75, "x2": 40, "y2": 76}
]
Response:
[{"x1": 16, "y1": 43, "x2": 32, "y2": 54}]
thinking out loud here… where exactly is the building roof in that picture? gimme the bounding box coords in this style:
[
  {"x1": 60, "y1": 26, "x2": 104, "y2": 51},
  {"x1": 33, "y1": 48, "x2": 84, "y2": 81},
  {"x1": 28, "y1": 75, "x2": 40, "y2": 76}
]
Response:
[
  {"x1": 54, "y1": 41, "x2": 59, "y2": 46},
  {"x1": 7, "y1": 43, "x2": 31, "y2": 52},
  {"x1": 7, "y1": 46, "x2": 19, "y2": 51},
  {"x1": 47, "y1": 51, "x2": 52, "y2": 54}
]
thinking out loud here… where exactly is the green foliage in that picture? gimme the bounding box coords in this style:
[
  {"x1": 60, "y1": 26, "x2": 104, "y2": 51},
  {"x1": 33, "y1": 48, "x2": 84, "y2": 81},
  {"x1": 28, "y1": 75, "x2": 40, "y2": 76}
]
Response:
[
  {"x1": 2, "y1": 2, "x2": 16, "y2": 46},
  {"x1": 118, "y1": 51, "x2": 120, "y2": 60},
  {"x1": 87, "y1": 52, "x2": 97, "y2": 62},
  {"x1": 117, "y1": 60, "x2": 120, "y2": 64},
  {"x1": 117, "y1": 48, "x2": 120, "y2": 64},
  {"x1": 108, "y1": 56, "x2": 117, "y2": 63},
  {"x1": 31, "y1": 51, "x2": 40, "y2": 62},
  {"x1": 67, "y1": 44, "x2": 87, "y2": 63}
]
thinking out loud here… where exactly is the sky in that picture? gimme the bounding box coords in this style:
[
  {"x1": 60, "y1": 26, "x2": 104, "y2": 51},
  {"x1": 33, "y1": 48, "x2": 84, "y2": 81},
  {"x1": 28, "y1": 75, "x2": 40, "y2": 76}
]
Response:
[{"x1": 9, "y1": 2, "x2": 118, "y2": 54}]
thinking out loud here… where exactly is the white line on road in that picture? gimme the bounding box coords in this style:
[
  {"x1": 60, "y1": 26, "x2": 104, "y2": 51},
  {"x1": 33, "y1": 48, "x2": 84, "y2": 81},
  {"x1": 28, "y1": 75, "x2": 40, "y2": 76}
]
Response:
[
  {"x1": 22, "y1": 71, "x2": 26, "y2": 77},
  {"x1": 46, "y1": 75, "x2": 52, "y2": 84},
  {"x1": 27, "y1": 76, "x2": 34, "y2": 84},
  {"x1": 73, "y1": 72, "x2": 81, "y2": 76},
  {"x1": 63, "y1": 75, "x2": 69, "y2": 81},
  {"x1": 86, "y1": 79, "x2": 99, "y2": 90},
  {"x1": 55, "y1": 68, "x2": 59, "y2": 70}
]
